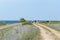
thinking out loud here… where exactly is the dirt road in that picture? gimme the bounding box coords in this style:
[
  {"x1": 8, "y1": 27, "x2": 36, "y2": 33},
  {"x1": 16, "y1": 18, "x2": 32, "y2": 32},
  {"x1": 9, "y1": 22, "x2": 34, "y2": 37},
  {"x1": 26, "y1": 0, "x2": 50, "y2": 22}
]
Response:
[
  {"x1": 0, "y1": 23, "x2": 21, "y2": 30},
  {"x1": 32, "y1": 23, "x2": 60, "y2": 40}
]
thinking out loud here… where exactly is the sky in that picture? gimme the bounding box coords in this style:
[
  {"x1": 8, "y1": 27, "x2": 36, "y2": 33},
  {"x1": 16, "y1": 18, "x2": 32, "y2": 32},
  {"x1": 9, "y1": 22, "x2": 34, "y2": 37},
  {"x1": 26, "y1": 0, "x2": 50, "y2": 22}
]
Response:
[{"x1": 0, "y1": 0, "x2": 60, "y2": 20}]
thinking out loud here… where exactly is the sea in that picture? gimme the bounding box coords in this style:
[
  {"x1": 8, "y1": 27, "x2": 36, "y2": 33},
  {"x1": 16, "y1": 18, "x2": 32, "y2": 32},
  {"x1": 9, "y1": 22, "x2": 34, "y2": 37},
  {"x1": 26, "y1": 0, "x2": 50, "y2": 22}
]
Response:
[{"x1": 3, "y1": 21, "x2": 19, "y2": 24}]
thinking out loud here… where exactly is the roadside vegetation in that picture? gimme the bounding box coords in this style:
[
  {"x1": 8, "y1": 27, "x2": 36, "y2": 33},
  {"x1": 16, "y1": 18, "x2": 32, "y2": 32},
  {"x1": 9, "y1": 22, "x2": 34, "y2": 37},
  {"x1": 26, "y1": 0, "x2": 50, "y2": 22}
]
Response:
[
  {"x1": 0, "y1": 27, "x2": 13, "y2": 40},
  {"x1": 39, "y1": 21, "x2": 60, "y2": 31},
  {"x1": 17, "y1": 25, "x2": 40, "y2": 40},
  {"x1": 19, "y1": 18, "x2": 32, "y2": 25},
  {"x1": 0, "y1": 21, "x2": 6, "y2": 26},
  {"x1": 39, "y1": 21, "x2": 60, "y2": 24}
]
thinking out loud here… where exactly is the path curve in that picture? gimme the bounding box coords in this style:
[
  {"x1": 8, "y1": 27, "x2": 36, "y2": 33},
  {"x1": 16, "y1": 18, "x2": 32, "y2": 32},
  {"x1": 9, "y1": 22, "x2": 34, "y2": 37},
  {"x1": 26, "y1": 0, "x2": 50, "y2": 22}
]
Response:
[{"x1": 32, "y1": 23, "x2": 60, "y2": 40}]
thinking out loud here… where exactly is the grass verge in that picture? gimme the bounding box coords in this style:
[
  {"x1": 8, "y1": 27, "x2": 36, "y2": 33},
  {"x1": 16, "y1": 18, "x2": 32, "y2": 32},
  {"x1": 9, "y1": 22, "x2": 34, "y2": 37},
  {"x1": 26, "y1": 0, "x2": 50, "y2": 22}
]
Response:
[
  {"x1": 20, "y1": 22, "x2": 32, "y2": 25},
  {"x1": 39, "y1": 22, "x2": 60, "y2": 31}
]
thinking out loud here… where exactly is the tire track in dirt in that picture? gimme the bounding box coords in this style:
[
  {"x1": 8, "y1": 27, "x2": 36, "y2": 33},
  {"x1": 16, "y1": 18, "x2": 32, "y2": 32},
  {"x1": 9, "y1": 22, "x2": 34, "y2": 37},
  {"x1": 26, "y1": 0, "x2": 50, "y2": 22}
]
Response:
[
  {"x1": 32, "y1": 23, "x2": 60, "y2": 40},
  {"x1": 36, "y1": 23, "x2": 60, "y2": 39}
]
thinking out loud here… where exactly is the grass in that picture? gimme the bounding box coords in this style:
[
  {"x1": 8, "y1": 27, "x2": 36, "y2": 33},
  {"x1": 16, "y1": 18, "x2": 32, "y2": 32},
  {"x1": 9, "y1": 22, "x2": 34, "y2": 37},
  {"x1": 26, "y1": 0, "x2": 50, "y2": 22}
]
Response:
[
  {"x1": 0, "y1": 24, "x2": 6, "y2": 26},
  {"x1": 0, "y1": 21, "x2": 6, "y2": 26},
  {"x1": 39, "y1": 21, "x2": 60, "y2": 24},
  {"x1": 39, "y1": 22, "x2": 60, "y2": 31},
  {"x1": 45, "y1": 24, "x2": 60, "y2": 31},
  {"x1": 22, "y1": 26, "x2": 40, "y2": 40},
  {"x1": 17, "y1": 25, "x2": 40, "y2": 40},
  {"x1": 0, "y1": 27, "x2": 13, "y2": 40},
  {"x1": 0, "y1": 22, "x2": 40, "y2": 40},
  {"x1": 20, "y1": 21, "x2": 32, "y2": 25}
]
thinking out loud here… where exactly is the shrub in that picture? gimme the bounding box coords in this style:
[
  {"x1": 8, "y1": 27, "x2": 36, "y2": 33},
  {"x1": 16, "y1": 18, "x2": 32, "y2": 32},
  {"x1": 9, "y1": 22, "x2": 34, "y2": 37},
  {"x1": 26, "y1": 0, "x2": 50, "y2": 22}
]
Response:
[
  {"x1": 20, "y1": 18, "x2": 26, "y2": 22},
  {"x1": 21, "y1": 22, "x2": 32, "y2": 25}
]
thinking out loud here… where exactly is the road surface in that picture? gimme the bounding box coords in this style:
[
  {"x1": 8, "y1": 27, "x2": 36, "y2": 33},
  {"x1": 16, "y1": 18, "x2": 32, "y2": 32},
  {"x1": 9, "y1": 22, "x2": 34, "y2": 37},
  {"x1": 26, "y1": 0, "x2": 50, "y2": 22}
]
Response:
[
  {"x1": 32, "y1": 23, "x2": 60, "y2": 40},
  {"x1": 0, "y1": 23, "x2": 21, "y2": 30}
]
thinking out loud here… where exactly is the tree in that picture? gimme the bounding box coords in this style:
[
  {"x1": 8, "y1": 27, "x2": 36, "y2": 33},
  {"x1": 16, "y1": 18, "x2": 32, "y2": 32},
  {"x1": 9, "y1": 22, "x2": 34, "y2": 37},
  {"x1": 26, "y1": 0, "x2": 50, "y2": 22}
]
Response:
[
  {"x1": 20, "y1": 18, "x2": 26, "y2": 22},
  {"x1": 46, "y1": 21, "x2": 49, "y2": 23}
]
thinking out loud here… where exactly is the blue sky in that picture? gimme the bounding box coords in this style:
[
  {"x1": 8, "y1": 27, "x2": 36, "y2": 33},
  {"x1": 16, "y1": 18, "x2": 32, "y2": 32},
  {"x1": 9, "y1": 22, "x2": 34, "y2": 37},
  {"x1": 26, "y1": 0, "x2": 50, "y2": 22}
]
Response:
[{"x1": 0, "y1": 0, "x2": 60, "y2": 20}]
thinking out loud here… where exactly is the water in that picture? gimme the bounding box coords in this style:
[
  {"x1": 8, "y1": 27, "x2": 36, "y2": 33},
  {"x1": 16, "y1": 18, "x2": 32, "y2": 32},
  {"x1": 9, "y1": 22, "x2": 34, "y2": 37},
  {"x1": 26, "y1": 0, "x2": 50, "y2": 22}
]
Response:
[
  {"x1": 0, "y1": 25, "x2": 40, "y2": 40},
  {"x1": 3, "y1": 21, "x2": 19, "y2": 24}
]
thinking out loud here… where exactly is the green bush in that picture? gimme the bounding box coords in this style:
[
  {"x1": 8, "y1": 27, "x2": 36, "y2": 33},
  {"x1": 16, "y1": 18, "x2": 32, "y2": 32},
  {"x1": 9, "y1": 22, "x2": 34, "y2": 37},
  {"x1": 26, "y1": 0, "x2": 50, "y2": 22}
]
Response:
[
  {"x1": 21, "y1": 22, "x2": 32, "y2": 25},
  {"x1": 20, "y1": 18, "x2": 26, "y2": 22},
  {"x1": 19, "y1": 18, "x2": 32, "y2": 25}
]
